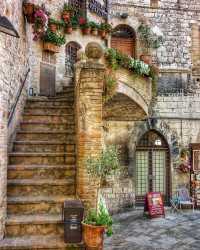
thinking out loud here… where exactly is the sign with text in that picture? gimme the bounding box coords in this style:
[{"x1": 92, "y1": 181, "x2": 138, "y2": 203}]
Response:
[{"x1": 144, "y1": 192, "x2": 165, "y2": 218}]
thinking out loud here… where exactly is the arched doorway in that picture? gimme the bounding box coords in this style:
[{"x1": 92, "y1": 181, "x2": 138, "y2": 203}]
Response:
[
  {"x1": 65, "y1": 42, "x2": 81, "y2": 78},
  {"x1": 135, "y1": 130, "x2": 170, "y2": 205},
  {"x1": 111, "y1": 24, "x2": 136, "y2": 57}
]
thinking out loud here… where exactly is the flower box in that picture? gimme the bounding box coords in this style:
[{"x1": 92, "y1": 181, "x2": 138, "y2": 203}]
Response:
[{"x1": 43, "y1": 42, "x2": 59, "y2": 53}]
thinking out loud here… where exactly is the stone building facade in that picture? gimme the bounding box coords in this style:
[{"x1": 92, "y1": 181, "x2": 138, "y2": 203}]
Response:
[{"x1": 0, "y1": 0, "x2": 200, "y2": 247}]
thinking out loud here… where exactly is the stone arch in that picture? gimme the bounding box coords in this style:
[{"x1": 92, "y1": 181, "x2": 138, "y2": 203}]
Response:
[
  {"x1": 111, "y1": 24, "x2": 136, "y2": 57},
  {"x1": 128, "y1": 119, "x2": 180, "y2": 178},
  {"x1": 116, "y1": 81, "x2": 149, "y2": 115}
]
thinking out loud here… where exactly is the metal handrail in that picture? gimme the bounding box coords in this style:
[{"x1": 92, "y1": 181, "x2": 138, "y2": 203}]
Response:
[{"x1": 8, "y1": 68, "x2": 30, "y2": 126}]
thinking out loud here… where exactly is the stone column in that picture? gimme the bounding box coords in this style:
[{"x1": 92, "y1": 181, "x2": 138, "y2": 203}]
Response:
[
  {"x1": 0, "y1": 88, "x2": 8, "y2": 240},
  {"x1": 75, "y1": 43, "x2": 105, "y2": 209}
]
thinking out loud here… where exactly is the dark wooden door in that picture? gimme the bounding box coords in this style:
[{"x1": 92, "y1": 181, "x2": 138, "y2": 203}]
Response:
[
  {"x1": 40, "y1": 62, "x2": 56, "y2": 97},
  {"x1": 111, "y1": 37, "x2": 135, "y2": 57}
]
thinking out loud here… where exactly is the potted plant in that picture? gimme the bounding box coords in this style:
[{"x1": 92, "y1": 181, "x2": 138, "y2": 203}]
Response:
[
  {"x1": 79, "y1": 17, "x2": 91, "y2": 35},
  {"x1": 32, "y1": 8, "x2": 48, "y2": 41},
  {"x1": 82, "y1": 145, "x2": 120, "y2": 249},
  {"x1": 137, "y1": 23, "x2": 163, "y2": 64},
  {"x1": 62, "y1": 3, "x2": 74, "y2": 22},
  {"x1": 71, "y1": 15, "x2": 79, "y2": 30},
  {"x1": 23, "y1": 0, "x2": 35, "y2": 23},
  {"x1": 43, "y1": 28, "x2": 66, "y2": 53},
  {"x1": 89, "y1": 21, "x2": 99, "y2": 36},
  {"x1": 48, "y1": 18, "x2": 62, "y2": 33},
  {"x1": 65, "y1": 22, "x2": 73, "y2": 34},
  {"x1": 82, "y1": 199, "x2": 113, "y2": 249},
  {"x1": 99, "y1": 22, "x2": 112, "y2": 38}
]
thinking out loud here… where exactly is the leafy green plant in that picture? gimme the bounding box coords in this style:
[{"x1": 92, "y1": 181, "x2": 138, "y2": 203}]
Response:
[
  {"x1": 89, "y1": 21, "x2": 99, "y2": 30},
  {"x1": 99, "y1": 22, "x2": 112, "y2": 32},
  {"x1": 103, "y1": 74, "x2": 117, "y2": 103},
  {"x1": 86, "y1": 145, "x2": 120, "y2": 182},
  {"x1": 43, "y1": 29, "x2": 65, "y2": 46},
  {"x1": 70, "y1": 15, "x2": 79, "y2": 28},
  {"x1": 83, "y1": 198, "x2": 113, "y2": 236},
  {"x1": 105, "y1": 48, "x2": 153, "y2": 77},
  {"x1": 137, "y1": 24, "x2": 164, "y2": 53}
]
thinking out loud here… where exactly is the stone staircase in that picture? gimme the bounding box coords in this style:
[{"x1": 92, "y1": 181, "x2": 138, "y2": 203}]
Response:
[{"x1": 0, "y1": 86, "x2": 84, "y2": 250}]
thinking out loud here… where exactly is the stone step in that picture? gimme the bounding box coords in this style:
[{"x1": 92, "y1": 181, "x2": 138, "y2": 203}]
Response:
[
  {"x1": 8, "y1": 164, "x2": 76, "y2": 179},
  {"x1": 9, "y1": 152, "x2": 76, "y2": 165},
  {"x1": 20, "y1": 122, "x2": 75, "y2": 132},
  {"x1": 16, "y1": 131, "x2": 75, "y2": 141},
  {"x1": 56, "y1": 92, "x2": 74, "y2": 98},
  {"x1": 7, "y1": 179, "x2": 75, "y2": 197},
  {"x1": 6, "y1": 214, "x2": 64, "y2": 237},
  {"x1": 0, "y1": 235, "x2": 84, "y2": 249},
  {"x1": 22, "y1": 114, "x2": 74, "y2": 123},
  {"x1": 7, "y1": 195, "x2": 75, "y2": 215},
  {"x1": 24, "y1": 107, "x2": 74, "y2": 115},
  {"x1": 27, "y1": 99, "x2": 74, "y2": 108},
  {"x1": 13, "y1": 141, "x2": 75, "y2": 153}
]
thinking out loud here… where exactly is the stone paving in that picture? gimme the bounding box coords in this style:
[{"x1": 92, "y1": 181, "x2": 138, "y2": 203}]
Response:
[{"x1": 104, "y1": 209, "x2": 200, "y2": 250}]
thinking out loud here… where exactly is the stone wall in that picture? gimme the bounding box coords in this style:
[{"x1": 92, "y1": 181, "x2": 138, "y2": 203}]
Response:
[{"x1": 0, "y1": 0, "x2": 31, "y2": 238}]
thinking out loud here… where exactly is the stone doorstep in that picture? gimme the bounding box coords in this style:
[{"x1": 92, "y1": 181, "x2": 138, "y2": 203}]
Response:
[{"x1": 0, "y1": 235, "x2": 84, "y2": 250}]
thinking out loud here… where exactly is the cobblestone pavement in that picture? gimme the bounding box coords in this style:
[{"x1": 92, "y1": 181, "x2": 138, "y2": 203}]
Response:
[{"x1": 104, "y1": 209, "x2": 200, "y2": 250}]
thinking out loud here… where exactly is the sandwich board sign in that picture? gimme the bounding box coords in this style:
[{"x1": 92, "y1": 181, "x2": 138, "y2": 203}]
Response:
[{"x1": 144, "y1": 192, "x2": 165, "y2": 218}]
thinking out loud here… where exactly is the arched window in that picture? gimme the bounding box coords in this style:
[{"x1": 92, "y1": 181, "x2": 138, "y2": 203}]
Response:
[
  {"x1": 135, "y1": 130, "x2": 170, "y2": 205},
  {"x1": 65, "y1": 42, "x2": 81, "y2": 77},
  {"x1": 111, "y1": 25, "x2": 136, "y2": 57}
]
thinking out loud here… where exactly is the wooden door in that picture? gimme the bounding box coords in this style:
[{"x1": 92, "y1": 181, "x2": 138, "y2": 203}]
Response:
[
  {"x1": 40, "y1": 62, "x2": 56, "y2": 97},
  {"x1": 111, "y1": 37, "x2": 135, "y2": 57}
]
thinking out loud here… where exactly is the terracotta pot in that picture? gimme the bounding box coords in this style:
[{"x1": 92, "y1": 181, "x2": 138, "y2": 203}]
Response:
[
  {"x1": 62, "y1": 11, "x2": 70, "y2": 22},
  {"x1": 98, "y1": 29, "x2": 106, "y2": 39},
  {"x1": 23, "y1": 2, "x2": 34, "y2": 15},
  {"x1": 23, "y1": 2, "x2": 35, "y2": 23},
  {"x1": 140, "y1": 55, "x2": 152, "y2": 65},
  {"x1": 65, "y1": 26, "x2": 73, "y2": 34},
  {"x1": 43, "y1": 42, "x2": 59, "y2": 53},
  {"x1": 82, "y1": 223, "x2": 105, "y2": 250},
  {"x1": 49, "y1": 23, "x2": 57, "y2": 33},
  {"x1": 91, "y1": 28, "x2": 98, "y2": 36},
  {"x1": 82, "y1": 28, "x2": 91, "y2": 35}
]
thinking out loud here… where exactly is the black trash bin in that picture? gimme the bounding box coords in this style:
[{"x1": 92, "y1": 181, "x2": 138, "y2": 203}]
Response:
[{"x1": 63, "y1": 200, "x2": 84, "y2": 243}]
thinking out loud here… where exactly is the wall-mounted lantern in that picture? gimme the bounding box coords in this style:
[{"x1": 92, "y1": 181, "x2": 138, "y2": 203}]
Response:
[{"x1": 0, "y1": 15, "x2": 20, "y2": 38}]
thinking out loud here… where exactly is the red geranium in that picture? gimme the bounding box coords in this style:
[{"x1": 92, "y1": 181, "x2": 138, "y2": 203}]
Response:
[{"x1": 79, "y1": 17, "x2": 86, "y2": 25}]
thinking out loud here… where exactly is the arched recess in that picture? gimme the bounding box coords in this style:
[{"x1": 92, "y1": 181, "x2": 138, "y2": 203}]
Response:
[
  {"x1": 135, "y1": 130, "x2": 171, "y2": 205},
  {"x1": 111, "y1": 24, "x2": 136, "y2": 57},
  {"x1": 65, "y1": 41, "x2": 81, "y2": 77}
]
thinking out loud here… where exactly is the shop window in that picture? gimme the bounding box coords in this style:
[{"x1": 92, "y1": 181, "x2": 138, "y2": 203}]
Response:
[
  {"x1": 65, "y1": 42, "x2": 81, "y2": 77},
  {"x1": 111, "y1": 25, "x2": 136, "y2": 57}
]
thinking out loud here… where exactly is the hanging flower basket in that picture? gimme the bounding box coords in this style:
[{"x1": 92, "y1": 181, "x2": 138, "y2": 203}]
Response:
[
  {"x1": 43, "y1": 42, "x2": 59, "y2": 53},
  {"x1": 82, "y1": 27, "x2": 91, "y2": 35},
  {"x1": 65, "y1": 25, "x2": 73, "y2": 34},
  {"x1": 23, "y1": 2, "x2": 35, "y2": 23}
]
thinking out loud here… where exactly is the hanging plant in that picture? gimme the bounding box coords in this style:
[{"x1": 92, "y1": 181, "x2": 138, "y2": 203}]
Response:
[
  {"x1": 137, "y1": 23, "x2": 164, "y2": 64},
  {"x1": 23, "y1": 0, "x2": 35, "y2": 23},
  {"x1": 103, "y1": 71, "x2": 117, "y2": 103},
  {"x1": 65, "y1": 22, "x2": 73, "y2": 34},
  {"x1": 32, "y1": 7, "x2": 49, "y2": 41}
]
